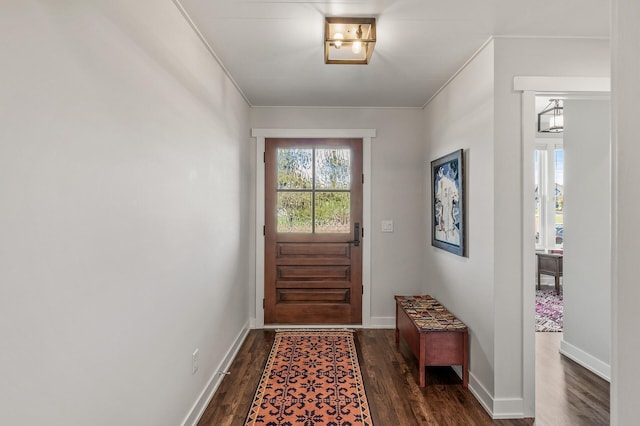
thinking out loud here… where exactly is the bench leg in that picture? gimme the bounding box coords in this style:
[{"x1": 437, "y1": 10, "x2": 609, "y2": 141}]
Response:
[
  {"x1": 419, "y1": 333, "x2": 427, "y2": 387},
  {"x1": 395, "y1": 304, "x2": 399, "y2": 348},
  {"x1": 462, "y1": 330, "x2": 468, "y2": 388}
]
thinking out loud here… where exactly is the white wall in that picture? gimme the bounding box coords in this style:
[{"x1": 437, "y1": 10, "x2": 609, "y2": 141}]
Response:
[
  {"x1": 423, "y1": 41, "x2": 496, "y2": 404},
  {"x1": 560, "y1": 99, "x2": 611, "y2": 379},
  {"x1": 250, "y1": 108, "x2": 426, "y2": 323},
  {"x1": 423, "y1": 37, "x2": 610, "y2": 418},
  {"x1": 492, "y1": 37, "x2": 609, "y2": 416},
  {"x1": 611, "y1": 0, "x2": 640, "y2": 423},
  {"x1": 0, "y1": 2, "x2": 251, "y2": 425}
]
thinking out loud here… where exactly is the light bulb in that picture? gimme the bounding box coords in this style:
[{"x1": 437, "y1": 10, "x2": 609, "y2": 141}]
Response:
[
  {"x1": 334, "y1": 33, "x2": 343, "y2": 49},
  {"x1": 352, "y1": 40, "x2": 362, "y2": 54}
]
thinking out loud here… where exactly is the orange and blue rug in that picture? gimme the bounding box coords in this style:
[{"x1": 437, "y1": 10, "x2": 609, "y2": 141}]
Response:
[{"x1": 244, "y1": 329, "x2": 373, "y2": 426}]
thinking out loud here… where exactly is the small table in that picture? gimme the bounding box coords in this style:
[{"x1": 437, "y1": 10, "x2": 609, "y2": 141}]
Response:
[{"x1": 537, "y1": 252, "x2": 563, "y2": 293}]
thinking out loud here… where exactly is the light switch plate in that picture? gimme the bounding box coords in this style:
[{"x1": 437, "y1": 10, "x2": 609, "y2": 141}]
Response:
[{"x1": 381, "y1": 220, "x2": 394, "y2": 233}]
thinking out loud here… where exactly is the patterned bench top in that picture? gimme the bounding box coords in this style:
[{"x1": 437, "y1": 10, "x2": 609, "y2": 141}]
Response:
[{"x1": 395, "y1": 295, "x2": 467, "y2": 331}]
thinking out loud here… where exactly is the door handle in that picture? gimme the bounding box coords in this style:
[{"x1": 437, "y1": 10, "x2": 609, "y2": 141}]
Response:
[{"x1": 348, "y1": 222, "x2": 361, "y2": 247}]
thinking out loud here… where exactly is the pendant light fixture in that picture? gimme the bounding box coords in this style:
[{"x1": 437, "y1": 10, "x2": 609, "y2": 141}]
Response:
[{"x1": 538, "y1": 99, "x2": 564, "y2": 133}]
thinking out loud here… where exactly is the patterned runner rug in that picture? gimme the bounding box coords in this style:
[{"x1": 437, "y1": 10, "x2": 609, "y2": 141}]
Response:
[
  {"x1": 245, "y1": 329, "x2": 373, "y2": 426},
  {"x1": 536, "y1": 290, "x2": 563, "y2": 332}
]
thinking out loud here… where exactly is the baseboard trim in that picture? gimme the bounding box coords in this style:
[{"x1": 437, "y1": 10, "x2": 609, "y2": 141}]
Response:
[
  {"x1": 468, "y1": 372, "x2": 494, "y2": 417},
  {"x1": 492, "y1": 398, "x2": 525, "y2": 419},
  {"x1": 182, "y1": 321, "x2": 251, "y2": 426},
  {"x1": 559, "y1": 339, "x2": 611, "y2": 382},
  {"x1": 468, "y1": 372, "x2": 524, "y2": 419},
  {"x1": 369, "y1": 316, "x2": 395, "y2": 329},
  {"x1": 257, "y1": 317, "x2": 395, "y2": 330},
  {"x1": 261, "y1": 324, "x2": 364, "y2": 329}
]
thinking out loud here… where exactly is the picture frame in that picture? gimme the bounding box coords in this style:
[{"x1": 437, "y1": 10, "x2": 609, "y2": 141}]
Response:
[{"x1": 431, "y1": 149, "x2": 465, "y2": 256}]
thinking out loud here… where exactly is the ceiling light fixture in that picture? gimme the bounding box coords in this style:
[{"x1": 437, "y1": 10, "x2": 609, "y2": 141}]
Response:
[
  {"x1": 325, "y1": 17, "x2": 376, "y2": 64},
  {"x1": 538, "y1": 99, "x2": 564, "y2": 133}
]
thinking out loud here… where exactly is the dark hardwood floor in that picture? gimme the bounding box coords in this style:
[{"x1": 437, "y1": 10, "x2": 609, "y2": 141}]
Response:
[
  {"x1": 353, "y1": 330, "x2": 529, "y2": 426},
  {"x1": 201, "y1": 277, "x2": 609, "y2": 425},
  {"x1": 198, "y1": 329, "x2": 609, "y2": 425},
  {"x1": 535, "y1": 332, "x2": 609, "y2": 425},
  {"x1": 199, "y1": 330, "x2": 609, "y2": 426},
  {"x1": 534, "y1": 279, "x2": 610, "y2": 425}
]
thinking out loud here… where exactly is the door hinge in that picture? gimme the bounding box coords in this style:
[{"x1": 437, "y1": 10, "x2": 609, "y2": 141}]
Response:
[
  {"x1": 263, "y1": 225, "x2": 266, "y2": 236},
  {"x1": 263, "y1": 298, "x2": 265, "y2": 309},
  {"x1": 263, "y1": 152, "x2": 266, "y2": 163},
  {"x1": 362, "y1": 227, "x2": 364, "y2": 238},
  {"x1": 362, "y1": 173, "x2": 364, "y2": 184},
  {"x1": 362, "y1": 286, "x2": 364, "y2": 295}
]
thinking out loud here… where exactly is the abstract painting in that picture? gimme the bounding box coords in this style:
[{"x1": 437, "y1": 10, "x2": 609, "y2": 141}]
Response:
[{"x1": 431, "y1": 149, "x2": 465, "y2": 256}]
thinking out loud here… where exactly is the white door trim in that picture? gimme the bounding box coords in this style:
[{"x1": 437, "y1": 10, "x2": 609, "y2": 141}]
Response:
[
  {"x1": 514, "y1": 76, "x2": 610, "y2": 418},
  {"x1": 251, "y1": 128, "x2": 376, "y2": 328}
]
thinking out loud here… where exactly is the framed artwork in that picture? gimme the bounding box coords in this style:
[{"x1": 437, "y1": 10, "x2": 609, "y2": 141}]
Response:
[{"x1": 431, "y1": 149, "x2": 465, "y2": 256}]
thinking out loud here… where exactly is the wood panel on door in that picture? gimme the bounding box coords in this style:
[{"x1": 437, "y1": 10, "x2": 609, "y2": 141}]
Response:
[{"x1": 265, "y1": 138, "x2": 363, "y2": 324}]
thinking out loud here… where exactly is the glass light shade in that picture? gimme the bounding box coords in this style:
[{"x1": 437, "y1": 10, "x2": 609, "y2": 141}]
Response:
[
  {"x1": 549, "y1": 114, "x2": 564, "y2": 129},
  {"x1": 334, "y1": 32, "x2": 343, "y2": 49},
  {"x1": 351, "y1": 40, "x2": 362, "y2": 54}
]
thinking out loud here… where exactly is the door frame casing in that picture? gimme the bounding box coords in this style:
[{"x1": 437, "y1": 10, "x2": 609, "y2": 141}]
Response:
[
  {"x1": 514, "y1": 76, "x2": 610, "y2": 418},
  {"x1": 251, "y1": 128, "x2": 376, "y2": 329}
]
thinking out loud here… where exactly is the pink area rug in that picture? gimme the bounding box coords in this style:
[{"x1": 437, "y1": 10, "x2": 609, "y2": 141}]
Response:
[{"x1": 536, "y1": 290, "x2": 563, "y2": 332}]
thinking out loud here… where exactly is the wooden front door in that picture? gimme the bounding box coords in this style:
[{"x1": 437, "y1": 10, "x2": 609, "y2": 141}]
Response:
[{"x1": 264, "y1": 138, "x2": 363, "y2": 324}]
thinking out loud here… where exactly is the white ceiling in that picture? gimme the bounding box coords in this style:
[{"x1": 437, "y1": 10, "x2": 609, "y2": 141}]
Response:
[{"x1": 177, "y1": 0, "x2": 609, "y2": 108}]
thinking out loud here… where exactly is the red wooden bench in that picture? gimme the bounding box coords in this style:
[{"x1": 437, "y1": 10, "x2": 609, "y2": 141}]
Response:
[{"x1": 395, "y1": 295, "x2": 468, "y2": 388}]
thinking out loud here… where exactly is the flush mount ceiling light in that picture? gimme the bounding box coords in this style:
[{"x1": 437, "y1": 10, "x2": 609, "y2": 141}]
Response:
[
  {"x1": 538, "y1": 99, "x2": 564, "y2": 133},
  {"x1": 325, "y1": 17, "x2": 376, "y2": 64}
]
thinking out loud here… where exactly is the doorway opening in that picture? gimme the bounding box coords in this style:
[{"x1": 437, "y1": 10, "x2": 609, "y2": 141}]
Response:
[{"x1": 516, "y1": 76, "x2": 611, "y2": 419}]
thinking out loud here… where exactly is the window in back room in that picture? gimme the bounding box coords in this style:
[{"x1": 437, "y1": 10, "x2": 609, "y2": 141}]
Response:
[{"x1": 535, "y1": 139, "x2": 564, "y2": 251}]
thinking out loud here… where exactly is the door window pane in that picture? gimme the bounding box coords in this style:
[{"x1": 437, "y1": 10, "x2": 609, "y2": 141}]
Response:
[
  {"x1": 315, "y1": 149, "x2": 351, "y2": 190},
  {"x1": 277, "y1": 148, "x2": 312, "y2": 189},
  {"x1": 315, "y1": 192, "x2": 350, "y2": 233},
  {"x1": 277, "y1": 192, "x2": 312, "y2": 233},
  {"x1": 276, "y1": 146, "x2": 353, "y2": 234}
]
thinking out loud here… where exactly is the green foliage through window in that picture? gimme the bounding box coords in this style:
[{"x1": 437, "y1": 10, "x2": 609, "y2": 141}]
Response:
[{"x1": 276, "y1": 147, "x2": 351, "y2": 233}]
